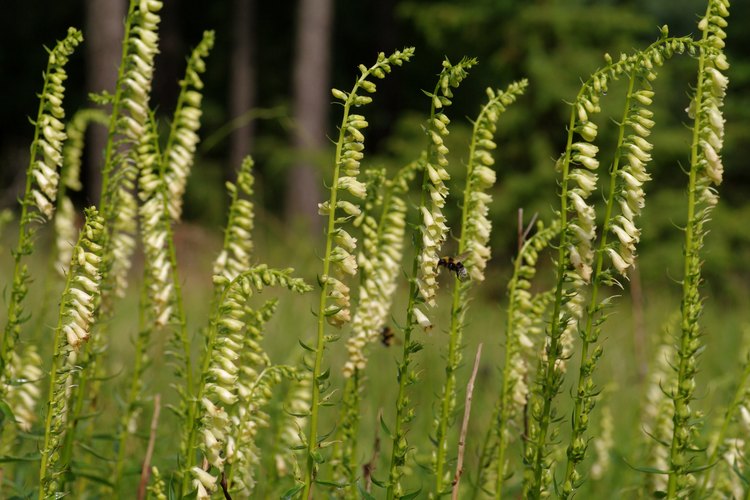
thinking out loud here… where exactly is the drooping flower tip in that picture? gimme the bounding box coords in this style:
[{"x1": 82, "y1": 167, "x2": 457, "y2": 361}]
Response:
[{"x1": 413, "y1": 307, "x2": 433, "y2": 332}]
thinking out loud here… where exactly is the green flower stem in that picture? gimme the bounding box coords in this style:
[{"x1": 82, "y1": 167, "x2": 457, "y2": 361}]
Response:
[
  {"x1": 300, "y1": 48, "x2": 413, "y2": 496},
  {"x1": 495, "y1": 233, "x2": 537, "y2": 499},
  {"x1": 471, "y1": 401, "x2": 498, "y2": 500},
  {"x1": 561, "y1": 72, "x2": 637, "y2": 497},
  {"x1": 387, "y1": 71, "x2": 448, "y2": 498},
  {"x1": 666, "y1": 21, "x2": 710, "y2": 498},
  {"x1": 98, "y1": 0, "x2": 138, "y2": 217},
  {"x1": 113, "y1": 281, "x2": 150, "y2": 491},
  {"x1": 38, "y1": 280, "x2": 74, "y2": 500},
  {"x1": 527, "y1": 105, "x2": 575, "y2": 499},
  {"x1": 1, "y1": 28, "x2": 82, "y2": 388},
  {"x1": 39, "y1": 209, "x2": 103, "y2": 499},
  {"x1": 386, "y1": 246, "x2": 423, "y2": 500},
  {"x1": 302, "y1": 91, "x2": 350, "y2": 500},
  {"x1": 433, "y1": 92, "x2": 483, "y2": 494}
]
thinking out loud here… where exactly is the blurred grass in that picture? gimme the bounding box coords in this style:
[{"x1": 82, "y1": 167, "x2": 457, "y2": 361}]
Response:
[{"x1": 1, "y1": 212, "x2": 748, "y2": 497}]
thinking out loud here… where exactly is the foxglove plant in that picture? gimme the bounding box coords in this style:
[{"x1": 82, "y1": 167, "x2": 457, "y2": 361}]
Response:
[
  {"x1": 523, "y1": 32, "x2": 697, "y2": 498},
  {"x1": 333, "y1": 163, "x2": 415, "y2": 493},
  {"x1": 38, "y1": 208, "x2": 104, "y2": 499},
  {"x1": 0, "y1": 27, "x2": 82, "y2": 399},
  {"x1": 107, "y1": 0, "x2": 164, "y2": 299},
  {"x1": 432, "y1": 81, "x2": 527, "y2": 495},
  {"x1": 300, "y1": 47, "x2": 414, "y2": 499},
  {"x1": 666, "y1": 1, "x2": 730, "y2": 495},
  {"x1": 176, "y1": 155, "x2": 259, "y2": 495},
  {"x1": 181, "y1": 267, "x2": 311, "y2": 497},
  {"x1": 65, "y1": 6, "x2": 164, "y2": 473},
  {"x1": 563, "y1": 63, "x2": 662, "y2": 498},
  {"x1": 485, "y1": 220, "x2": 558, "y2": 499},
  {"x1": 386, "y1": 57, "x2": 476, "y2": 500},
  {"x1": 162, "y1": 30, "x2": 215, "y2": 222}
]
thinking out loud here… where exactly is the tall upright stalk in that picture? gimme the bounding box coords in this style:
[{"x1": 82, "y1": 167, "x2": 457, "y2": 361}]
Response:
[
  {"x1": 524, "y1": 34, "x2": 697, "y2": 498},
  {"x1": 666, "y1": 1, "x2": 730, "y2": 495},
  {"x1": 433, "y1": 81, "x2": 527, "y2": 495},
  {"x1": 386, "y1": 57, "x2": 476, "y2": 499},
  {"x1": 301, "y1": 48, "x2": 413, "y2": 499}
]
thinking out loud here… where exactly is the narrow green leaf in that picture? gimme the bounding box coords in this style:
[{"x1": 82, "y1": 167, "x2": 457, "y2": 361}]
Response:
[
  {"x1": 298, "y1": 339, "x2": 317, "y2": 352},
  {"x1": 379, "y1": 414, "x2": 393, "y2": 439},
  {"x1": 281, "y1": 484, "x2": 304, "y2": 500},
  {"x1": 370, "y1": 476, "x2": 386, "y2": 488}
]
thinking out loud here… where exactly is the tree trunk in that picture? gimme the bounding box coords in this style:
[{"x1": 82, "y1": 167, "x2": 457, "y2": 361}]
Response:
[
  {"x1": 287, "y1": 0, "x2": 333, "y2": 233},
  {"x1": 229, "y1": 0, "x2": 258, "y2": 173},
  {"x1": 85, "y1": 0, "x2": 126, "y2": 203}
]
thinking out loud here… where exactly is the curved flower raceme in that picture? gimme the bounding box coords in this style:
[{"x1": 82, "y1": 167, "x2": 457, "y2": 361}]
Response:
[
  {"x1": 26, "y1": 28, "x2": 82, "y2": 221},
  {"x1": 463, "y1": 82, "x2": 527, "y2": 283},
  {"x1": 137, "y1": 120, "x2": 175, "y2": 327},
  {"x1": 39, "y1": 208, "x2": 104, "y2": 498},
  {"x1": 163, "y1": 31, "x2": 215, "y2": 221},
  {"x1": 343, "y1": 165, "x2": 414, "y2": 377},
  {"x1": 193, "y1": 267, "x2": 310, "y2": 495},
  {"x1": 110, "y1": 0, "x2": 163, "y2": 298},
  {"x1": 213, "y1": 157, "x2": 256, "y2": 284}
]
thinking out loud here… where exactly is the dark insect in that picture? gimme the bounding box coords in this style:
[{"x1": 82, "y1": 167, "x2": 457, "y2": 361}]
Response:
[
  {"x1": 380, "y1": 326, "x2": 397, "y2": 347},
  {"x1": 437, "y1": 254, "x2": 470, "y2": 282}
]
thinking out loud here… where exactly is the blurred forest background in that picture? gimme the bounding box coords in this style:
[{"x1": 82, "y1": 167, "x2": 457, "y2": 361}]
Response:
[{"x1": 1, "y1": 0, "x2": 749, "y2": 298}]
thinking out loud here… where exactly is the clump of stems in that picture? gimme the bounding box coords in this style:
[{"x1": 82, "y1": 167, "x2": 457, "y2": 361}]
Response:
[
  {"x1": 522, "y1": 32, "x2": 697, "y2": 498},
  {"x1": 432, "y1": 80, "x2": 527, "y2": 496},
  {"x1": 385, "y1": 56, "x2": 476, "y2": 500},
  {"x1": 488, "y1": 219, "x2": 558, "y2": 498},
  {"x1": 300, "y1": 47, "x2": 414, "y2": 499},
  {"x1": 666, "y1": 1, "x2": 730, "y2": 495},
  {"x1": 38, "y1": 208, "x2": 105, "y2": 499},
  {"x1": 1, "y1": 27, "x2": 82, "y2": 397},
  {"x1": 333, "y1": 162, "x2": 415, "y2": 493},
  {"x1": 185, "y1": 267, "x2": 311, "y2": 497}
]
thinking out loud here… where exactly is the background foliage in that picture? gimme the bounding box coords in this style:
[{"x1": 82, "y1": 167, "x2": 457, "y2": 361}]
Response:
[{"x1": 1, "y1": 0, "x2": 748, "y2": 299}]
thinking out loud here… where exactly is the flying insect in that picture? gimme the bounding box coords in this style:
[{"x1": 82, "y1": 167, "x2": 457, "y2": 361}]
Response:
[
  {"x1": 437, "y1": 253, "x2": 470, "y2": 282},
  {"x1": 380, "y1": 326, "x2": 400, "y2": 347}
]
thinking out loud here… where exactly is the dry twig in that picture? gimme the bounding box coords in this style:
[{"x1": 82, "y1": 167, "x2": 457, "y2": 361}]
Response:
[{"x1": 452, "y1": 344, "x2": 483, "y2": 500}]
